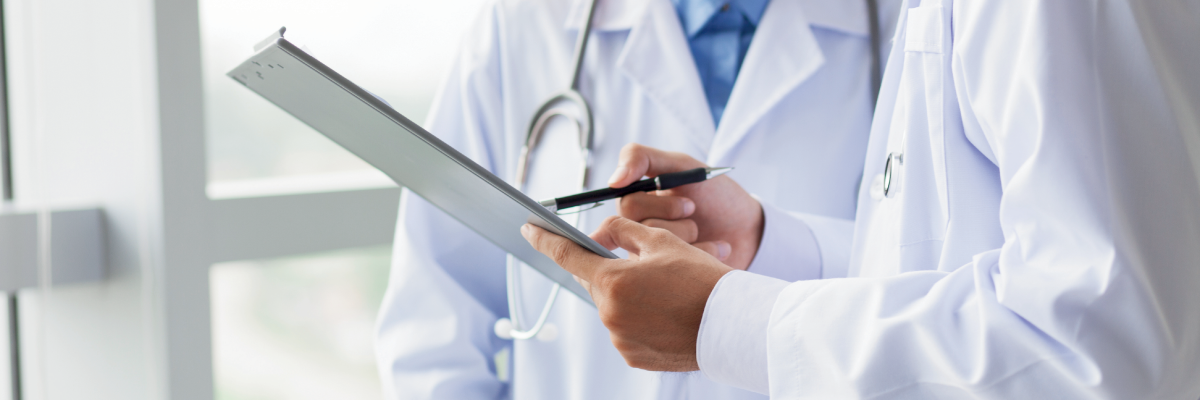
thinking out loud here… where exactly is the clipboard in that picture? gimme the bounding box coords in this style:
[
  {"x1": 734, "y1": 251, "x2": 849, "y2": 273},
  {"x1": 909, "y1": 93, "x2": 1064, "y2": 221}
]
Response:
[{"x1": 227, "y1": 28, "x2": 615, "y2": 305}]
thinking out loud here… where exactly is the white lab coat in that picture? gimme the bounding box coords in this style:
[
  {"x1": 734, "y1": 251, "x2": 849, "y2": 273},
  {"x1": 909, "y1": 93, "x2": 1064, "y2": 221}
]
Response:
[
  {"x1": 697, "y1": 0, "x2": 1200, "y2": 398},
  {"x1": 374, "y1": 0, "x2": 901, "y2": 398}
]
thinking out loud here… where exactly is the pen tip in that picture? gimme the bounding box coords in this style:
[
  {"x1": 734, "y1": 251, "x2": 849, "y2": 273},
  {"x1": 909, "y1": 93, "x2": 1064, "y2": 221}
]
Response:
[{"x1": 705, "y1": 167, "x2": 733, "y2": 179}]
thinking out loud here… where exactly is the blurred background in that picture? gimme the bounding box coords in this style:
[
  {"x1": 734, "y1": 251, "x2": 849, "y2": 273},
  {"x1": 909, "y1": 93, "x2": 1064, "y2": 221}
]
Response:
[
  {"x1": 0, "y1": 0, "x2": 488, "y2": 399},
  {"x1": 201, "y1": 0, "x2": 482, "y2": 398},
  {"x1": 202, "y1": 0, "x2": 483, "y2": 184},
  {"x1": 209, "y1": 247, "x2": 391, "y2": 400}
]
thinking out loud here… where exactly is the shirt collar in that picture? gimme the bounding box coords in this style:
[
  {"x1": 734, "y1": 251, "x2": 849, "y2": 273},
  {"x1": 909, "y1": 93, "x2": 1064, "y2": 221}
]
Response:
[
  {"x1": 562, "y1": 0, "x2": 868, "y2": 37},
  {"x1": 672, "y1": 0, "x2": 770, "y2": 37}
]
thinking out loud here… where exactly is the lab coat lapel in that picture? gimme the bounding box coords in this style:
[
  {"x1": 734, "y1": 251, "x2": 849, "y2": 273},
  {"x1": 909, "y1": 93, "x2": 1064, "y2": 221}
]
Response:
[
  {"x1": 564, "y1": 0, "x2": 644, "y2": 31},
  {"x1": 707, "y1": 0, "x2": 825, "y2": 166},
  {"x1": 616, "y1": 0, "x2": 717, "y2": 152}
]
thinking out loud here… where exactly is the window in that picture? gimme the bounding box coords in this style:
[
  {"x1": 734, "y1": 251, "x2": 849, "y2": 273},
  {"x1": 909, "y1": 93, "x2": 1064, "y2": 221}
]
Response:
[
  {"x1": 200, "y1": 0, "x2": 489, "y2": 192},
  {"x1": 210, "y1": 246, "x2": 391, "y2": 400},
  {"x1": 0, "y1": 0, "x2": 491, "y2": 397},
  {"x1": 200, "y1": 1, "x2": 488, "y2": 398}
]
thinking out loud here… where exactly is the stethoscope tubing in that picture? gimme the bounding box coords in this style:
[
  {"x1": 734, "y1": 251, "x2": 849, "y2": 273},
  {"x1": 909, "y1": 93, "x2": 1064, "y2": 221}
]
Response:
[{"x1": 501, "y1": 0, "x2": 601, "y2": 341}]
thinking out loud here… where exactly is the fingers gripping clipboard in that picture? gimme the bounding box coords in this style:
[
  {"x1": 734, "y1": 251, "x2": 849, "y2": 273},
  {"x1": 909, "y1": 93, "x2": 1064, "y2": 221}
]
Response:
[{"x1": 227, "y1": 28, "x2": 615, "y2": 305}]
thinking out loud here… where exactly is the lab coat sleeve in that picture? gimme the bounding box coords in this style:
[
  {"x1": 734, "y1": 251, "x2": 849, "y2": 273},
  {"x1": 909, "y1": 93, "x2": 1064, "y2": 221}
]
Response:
[
  {"x1": 705, "y1": 1, "x2": 1200, "y2": 398},
  {"x1": 696, "y1": 270, "x2": 788, "y2": 394},
  {"x1": 375, "y1": 4, "x2": 513, "y2": 399},
  {"x1": 746, "y1": 200, "x2": 855, "y2": 281}
]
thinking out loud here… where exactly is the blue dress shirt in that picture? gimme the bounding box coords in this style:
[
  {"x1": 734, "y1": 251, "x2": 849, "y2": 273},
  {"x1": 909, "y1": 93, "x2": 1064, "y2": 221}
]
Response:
[{"x1": 672, "y1": 0, "x2": 769, "y2": 126}]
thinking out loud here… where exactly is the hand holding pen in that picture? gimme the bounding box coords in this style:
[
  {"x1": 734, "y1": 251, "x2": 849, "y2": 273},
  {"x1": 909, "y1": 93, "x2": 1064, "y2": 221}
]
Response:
[
  {"x1": 555, "y1": 144, "x2": 765, "y2": 269},
  {"x1": 540, "y1": 167, "x2": 733, "y2": 212}
]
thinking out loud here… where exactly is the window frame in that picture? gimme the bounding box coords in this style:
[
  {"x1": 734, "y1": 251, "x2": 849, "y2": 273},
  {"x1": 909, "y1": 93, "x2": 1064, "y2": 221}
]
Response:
[
  {"x1": 0, "y1": 0, "x2": 11, "y2": 202},
  {"x1": 0, "y1": 1, "x2": 24, "y2": 399},
  {"x1": 0, "y1": 0, "x2": 401, "y2": 397}
]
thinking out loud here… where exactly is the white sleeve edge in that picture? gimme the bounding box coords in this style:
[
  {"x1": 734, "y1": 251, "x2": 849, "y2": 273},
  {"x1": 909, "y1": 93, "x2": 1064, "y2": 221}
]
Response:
[{"x1": 696, "y1": 270, "x2": 789, "y2": 394}]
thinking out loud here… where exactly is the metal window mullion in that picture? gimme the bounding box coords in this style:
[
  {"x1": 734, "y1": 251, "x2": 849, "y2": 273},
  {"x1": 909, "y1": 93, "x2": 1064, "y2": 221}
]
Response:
[
  {"x1": 1, "y1": 0, "x2": 18, "y2": 393},
  {"x1": 0, "y1": 0, "x2": 11, "y2": 201},
  {"x1": 6, "y1": 293, "x2": 20, "y2": 400}
]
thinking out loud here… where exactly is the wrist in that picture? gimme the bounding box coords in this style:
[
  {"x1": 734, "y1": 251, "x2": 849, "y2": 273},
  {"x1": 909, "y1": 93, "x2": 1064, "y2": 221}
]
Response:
[{"x1": 731, "y1": 199, "x2": 765, "y2": 270}]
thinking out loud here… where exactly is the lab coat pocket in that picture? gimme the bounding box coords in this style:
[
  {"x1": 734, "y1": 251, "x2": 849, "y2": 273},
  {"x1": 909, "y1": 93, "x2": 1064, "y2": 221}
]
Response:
[{"x1": 896, "y1": 4, "x2": 950, "y2": 247}]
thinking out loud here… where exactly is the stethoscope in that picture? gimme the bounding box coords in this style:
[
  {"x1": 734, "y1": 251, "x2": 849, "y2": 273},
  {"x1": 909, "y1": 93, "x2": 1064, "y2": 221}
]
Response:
[
  {"x1": 493, "y1": 0, "x2": 600, "y2": 342},
  {"x1": 494, "y1": 0, "x2": 885, "y2": 341}
]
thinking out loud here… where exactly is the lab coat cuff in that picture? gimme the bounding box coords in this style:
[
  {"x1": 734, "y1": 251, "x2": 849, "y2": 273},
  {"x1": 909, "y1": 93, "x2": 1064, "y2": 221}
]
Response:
[
  {"x1": 696, "y1": 270, "x2": 789, "y2": 394},
  {"x1": 745, "y1": 200, "x2": 822, "y2": 281},
  {"x1": 791, "y1": 211, "x2": 855, "y2": 279}
]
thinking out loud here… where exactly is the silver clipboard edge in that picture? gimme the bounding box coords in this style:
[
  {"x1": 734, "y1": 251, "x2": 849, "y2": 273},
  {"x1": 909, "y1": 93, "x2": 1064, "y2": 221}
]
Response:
[{"x1": 227, "y1": 34, "x2": 618, "y2": 305}]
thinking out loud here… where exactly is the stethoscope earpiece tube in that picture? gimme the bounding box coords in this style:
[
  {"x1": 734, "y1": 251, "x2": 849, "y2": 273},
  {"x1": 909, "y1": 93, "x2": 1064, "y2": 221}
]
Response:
[{"x1": 866, "y1": 0, "x2": 883, "y2": 110}]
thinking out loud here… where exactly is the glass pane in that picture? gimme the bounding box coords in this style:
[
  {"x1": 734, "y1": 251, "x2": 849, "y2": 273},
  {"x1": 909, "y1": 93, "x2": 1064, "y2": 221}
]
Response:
[
  {"x1": 200, "y1": 0, "x2": 489, "y2": 184},
  {"x1": 210, "y1": 246, "x2": 391, "y2": 400}
]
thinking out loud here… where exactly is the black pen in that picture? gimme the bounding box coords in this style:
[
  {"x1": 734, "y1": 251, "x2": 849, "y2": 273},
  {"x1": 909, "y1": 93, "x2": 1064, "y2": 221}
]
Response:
[{"x1": 539, "y1": 167, "x2": 733, "y2": 212}]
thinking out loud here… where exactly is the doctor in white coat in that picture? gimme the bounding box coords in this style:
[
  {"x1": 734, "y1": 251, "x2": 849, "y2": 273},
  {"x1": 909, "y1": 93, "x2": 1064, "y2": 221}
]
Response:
[
  {"x1": 375, "y1": 0, "x2": 901, "y2": 398},
  {"x1": 524, "y1": 0, "x2": 1200, "y2": 398}
]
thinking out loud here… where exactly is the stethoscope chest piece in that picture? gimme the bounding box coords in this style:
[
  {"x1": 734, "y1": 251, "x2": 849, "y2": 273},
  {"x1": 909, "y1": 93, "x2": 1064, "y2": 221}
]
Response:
[{"x1": 494, "y1": 317, "x2": 559, "y2": 341}]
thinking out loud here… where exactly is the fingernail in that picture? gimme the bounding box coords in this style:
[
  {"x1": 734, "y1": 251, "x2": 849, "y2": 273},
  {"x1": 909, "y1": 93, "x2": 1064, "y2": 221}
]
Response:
[
  {"x1": 608, "y1": 166, "x2": 628, "y2": 186},
  {"x1": 717, "y1": 243, "x2": 731, "y2": 260},
  {"x1": 520, "y1": 224, "x2": 532, "y2": 238},
  {"x1": 681, "y1": 198, "x2": 696, "y2": 217}
]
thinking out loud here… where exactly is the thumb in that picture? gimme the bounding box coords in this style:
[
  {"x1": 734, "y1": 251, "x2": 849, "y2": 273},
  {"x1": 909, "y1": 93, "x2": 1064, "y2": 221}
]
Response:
[
  {"x1": 589, "y1": 216, "x2": 665, "y2": 256},
  {"x1": 607, "y1": 143, "x2": 706, "y2": 188},
  {"x1": 522, "y1": 224, "x2": 605, "y2": 283}
]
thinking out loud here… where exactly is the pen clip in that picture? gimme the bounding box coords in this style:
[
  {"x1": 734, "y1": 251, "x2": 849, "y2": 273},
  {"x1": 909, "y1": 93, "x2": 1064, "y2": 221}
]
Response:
[{"x1": 554, "y1": 202, "x2": 603, "y2": 215}]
